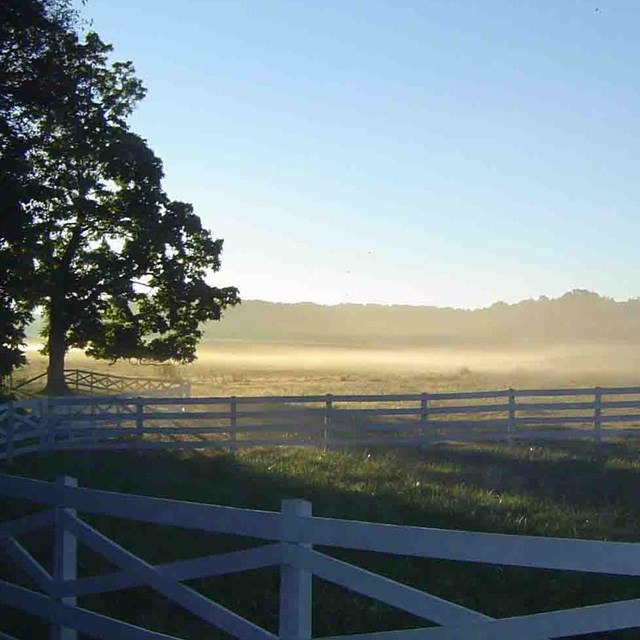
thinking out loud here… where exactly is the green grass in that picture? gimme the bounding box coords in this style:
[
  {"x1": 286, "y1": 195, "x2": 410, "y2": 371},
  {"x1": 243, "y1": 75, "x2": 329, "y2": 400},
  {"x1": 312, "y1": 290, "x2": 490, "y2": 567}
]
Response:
[
  {"x1": 7, "y1": 345, "x2": 640, "y2": 638},
  {"x1": 3, "y1": 440, "x2": 640, "y2": 639}
]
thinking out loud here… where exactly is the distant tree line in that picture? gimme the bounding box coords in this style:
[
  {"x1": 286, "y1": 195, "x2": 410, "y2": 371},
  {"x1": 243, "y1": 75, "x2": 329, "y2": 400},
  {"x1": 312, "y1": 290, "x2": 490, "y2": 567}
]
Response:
[{"x1": 201, "y1": 290, "x2": 640, "y2": 345}]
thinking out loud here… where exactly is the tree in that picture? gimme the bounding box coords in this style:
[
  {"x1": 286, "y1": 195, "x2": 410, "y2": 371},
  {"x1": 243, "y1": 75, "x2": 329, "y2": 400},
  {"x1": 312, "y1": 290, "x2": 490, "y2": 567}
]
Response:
[
  {"x1": 1, "y1": 0, "x2": 239, "y2": 394},
  {"x1": 1, "y1": 0, "x2": 76, "y2": 382}
]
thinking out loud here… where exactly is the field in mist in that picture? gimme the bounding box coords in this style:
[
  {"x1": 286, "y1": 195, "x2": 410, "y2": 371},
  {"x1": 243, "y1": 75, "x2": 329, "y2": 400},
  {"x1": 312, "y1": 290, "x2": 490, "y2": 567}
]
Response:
[
  {"x1": 18, "y1": 339, "x2": 640, "y2": 396},
  {"x1": 18, "y1": 292, "x2": 640, "y2": 396}
]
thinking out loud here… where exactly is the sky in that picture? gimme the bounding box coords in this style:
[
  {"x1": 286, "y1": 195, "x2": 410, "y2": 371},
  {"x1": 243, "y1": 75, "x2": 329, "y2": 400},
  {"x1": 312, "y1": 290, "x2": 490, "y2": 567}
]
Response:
[{"x1": 78, "y1": 0, "x2": 640, "y2": 309}]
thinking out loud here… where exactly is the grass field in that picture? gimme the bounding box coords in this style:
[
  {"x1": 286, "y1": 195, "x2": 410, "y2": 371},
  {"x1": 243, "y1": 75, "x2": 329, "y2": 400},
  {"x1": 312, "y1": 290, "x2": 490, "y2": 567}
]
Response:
[
  {"x1": 3, "y1": 439, "x2": 640, "y2": 639},
  {"x1": 14, "y1": 339, "x2": 640, "y2": 398},
  {"x1": 4, "y1": 341, "x2": 640, "y2": 638}
]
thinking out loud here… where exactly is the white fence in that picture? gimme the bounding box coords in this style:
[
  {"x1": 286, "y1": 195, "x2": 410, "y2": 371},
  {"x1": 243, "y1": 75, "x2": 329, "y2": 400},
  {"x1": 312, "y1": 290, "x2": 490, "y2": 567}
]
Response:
[
  {"x1": 3, "y1": 386, "x2": 640, "y2": 461},
  {"x1": 2, "y1": 472, "x2": 640, "y2": 639},
  {"x1": 9, "y1": 369, "x2": 190, "y2": 399}
]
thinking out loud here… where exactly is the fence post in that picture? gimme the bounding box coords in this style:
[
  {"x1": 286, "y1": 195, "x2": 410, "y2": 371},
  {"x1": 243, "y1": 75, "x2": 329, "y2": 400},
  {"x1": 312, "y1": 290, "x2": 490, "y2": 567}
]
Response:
[
  {"x1": 594, "y1": 387, "x2": 602, "y2": 453},
  {"x1": 230, "y1": 396, "x2": 237, "y2": 451},
  {"x1": 39, "y1": 398, "x2": 48, "y2": 451},
  {"x1": 6, "y1": 400, "x2": 15, "y2": 463},
  {"x1": 179, "y1": 381, "x2": 191, "y2": 415},
  {"x1": 279, "y1": 499, "x2": 312, "y2": 640},
  {"x1": 507, "y1": 389, "x2": 516, "y2": 446},
  {"x1": 323, "y1": 394, "x2": 333, "y2": 453},
  {"x1": 136, "y1": 398, "x2": 144, "y2": 451},
  {"x1": 420, "y1": 393, "x2": 429, "y2": 442},
  {"x1": 89, "y1": 396, "x2": 98, "y2": 444},
  {"x1": 52, "y1": 475, "x2": 78, "y2": 640},
  {"x1": 45, "y1": 397, "x2": 55, "y2": 451}
]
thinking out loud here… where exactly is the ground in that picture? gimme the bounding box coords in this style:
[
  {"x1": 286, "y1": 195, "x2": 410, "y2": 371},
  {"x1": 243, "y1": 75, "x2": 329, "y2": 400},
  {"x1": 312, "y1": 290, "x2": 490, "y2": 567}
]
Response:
[
  {"x1": 15, "y1": 339, "x2": 640, "y2": 397},
  {"x1": 4, "y1": 340, "x2": 640, "y2": 638}
]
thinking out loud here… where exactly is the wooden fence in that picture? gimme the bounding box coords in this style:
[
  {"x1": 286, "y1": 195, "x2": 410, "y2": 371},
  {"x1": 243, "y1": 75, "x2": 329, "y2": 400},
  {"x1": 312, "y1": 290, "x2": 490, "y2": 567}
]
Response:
[
  {"x1": 3, "y1": 385, "x2": 640, "y2": 461},
  {"x1": 3, "y1": 471, "x2": 640, "y2": 639},
  {"x1": 9, "y1": 369, "x2": 190, "y2": 399}
]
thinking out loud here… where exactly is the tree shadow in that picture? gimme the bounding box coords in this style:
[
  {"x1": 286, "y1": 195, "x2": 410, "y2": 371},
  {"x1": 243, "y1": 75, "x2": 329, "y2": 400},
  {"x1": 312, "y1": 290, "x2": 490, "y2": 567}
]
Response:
[
  {"x1": 2, "y1": 445, "x2": 640, "y2": 640},
  {"x1": 406, "y1": 438, "x2": 640, "y2": 536}
]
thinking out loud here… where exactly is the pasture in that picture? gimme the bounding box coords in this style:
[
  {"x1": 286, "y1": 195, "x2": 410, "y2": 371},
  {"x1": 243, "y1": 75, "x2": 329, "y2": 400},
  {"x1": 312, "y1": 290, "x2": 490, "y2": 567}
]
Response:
[
  {"x1": 15, "y1": 339, "x2": 640, "y2": 398},
  {"x1": 3, "y1": 440, "x2": 640, "y2": 639},
  {"x1": 4, "y1": 340, "x2": 640, "y2": 638}
]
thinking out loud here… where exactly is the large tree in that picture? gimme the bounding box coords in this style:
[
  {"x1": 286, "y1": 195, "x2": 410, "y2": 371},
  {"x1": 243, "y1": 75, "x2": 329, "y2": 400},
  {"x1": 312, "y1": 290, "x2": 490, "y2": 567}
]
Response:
[
  {"x1": 1, "y1": 0, "x2": 239, "y2": 394},
  {"x1": 1, "y1": 0, "x2": 74, "y2": 383}
]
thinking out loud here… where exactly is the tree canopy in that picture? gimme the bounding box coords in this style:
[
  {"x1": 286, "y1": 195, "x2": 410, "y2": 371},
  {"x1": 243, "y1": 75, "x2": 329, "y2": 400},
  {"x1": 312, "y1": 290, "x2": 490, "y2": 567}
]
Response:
[{"x1": 0, "y1": 0, "x2": 239, "y2": 393}]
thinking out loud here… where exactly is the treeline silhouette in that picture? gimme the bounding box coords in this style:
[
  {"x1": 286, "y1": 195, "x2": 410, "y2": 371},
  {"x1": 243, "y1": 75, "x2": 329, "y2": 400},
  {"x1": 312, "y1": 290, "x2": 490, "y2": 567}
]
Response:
[{"x1": 203, "y1": 290, "x2": 640, "y2": 346}]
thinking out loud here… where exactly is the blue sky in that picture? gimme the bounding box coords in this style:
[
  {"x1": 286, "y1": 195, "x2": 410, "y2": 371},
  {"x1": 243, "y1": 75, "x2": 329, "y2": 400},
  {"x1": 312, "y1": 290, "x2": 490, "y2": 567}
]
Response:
[{"x1": 81, "y1": 0, "x2": 640, "y2": 308}]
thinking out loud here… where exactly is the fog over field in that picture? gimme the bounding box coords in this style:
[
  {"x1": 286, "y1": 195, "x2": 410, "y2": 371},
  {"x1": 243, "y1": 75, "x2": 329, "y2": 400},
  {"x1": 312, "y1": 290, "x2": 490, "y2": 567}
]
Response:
[
  {"x1": 21, "y1": 290, "x2": 640, "y2": 395},
  {"x1": 190, "y1": 339, "x2": 640, "y2": 389},
  {"x1": 192, "y1": 341, "x2": 638, "y2": 378},
  {"x1": 203, "y1": 290, "x2": 640, "y2": 346},
  {"x1": 20, "y1": 339, "x2": 640, "y2": 400}
]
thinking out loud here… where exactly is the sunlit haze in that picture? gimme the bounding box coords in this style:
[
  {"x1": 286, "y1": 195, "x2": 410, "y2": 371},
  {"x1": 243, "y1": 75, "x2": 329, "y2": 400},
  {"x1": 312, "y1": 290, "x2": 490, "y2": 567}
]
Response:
[{"x1": 79, "y1": 1, "x2": 640, "y2": 309}]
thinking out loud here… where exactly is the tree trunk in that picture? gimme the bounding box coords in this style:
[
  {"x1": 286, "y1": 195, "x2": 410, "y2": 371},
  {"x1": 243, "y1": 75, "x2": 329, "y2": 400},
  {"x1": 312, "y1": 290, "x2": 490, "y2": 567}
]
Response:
[
  {"x1": 43, "y1": 223, "x2": 84, "y2": 396},
  {"x1": 44, "y1": 305, "x2": 71, "y2": 395}
]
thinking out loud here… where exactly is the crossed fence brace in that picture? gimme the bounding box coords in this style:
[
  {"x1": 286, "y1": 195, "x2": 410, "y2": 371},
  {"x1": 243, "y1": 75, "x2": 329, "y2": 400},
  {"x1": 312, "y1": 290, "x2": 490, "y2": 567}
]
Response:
[{"x1": 3, "y1": 473, "x2": 640, "y2": 639}]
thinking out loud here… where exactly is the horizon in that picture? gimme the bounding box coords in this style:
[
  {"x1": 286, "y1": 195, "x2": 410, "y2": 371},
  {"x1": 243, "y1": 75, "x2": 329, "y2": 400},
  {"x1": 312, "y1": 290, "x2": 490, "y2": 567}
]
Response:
[
  {"x1": 75, "y1": 2, "x2": 640, "y2": 307},
  {"x1": 244, "y1": 288, "x2": 639, "y2": 310},
  {"x1": 25, "y1": 288, "x2": 640, "y2": 320}
]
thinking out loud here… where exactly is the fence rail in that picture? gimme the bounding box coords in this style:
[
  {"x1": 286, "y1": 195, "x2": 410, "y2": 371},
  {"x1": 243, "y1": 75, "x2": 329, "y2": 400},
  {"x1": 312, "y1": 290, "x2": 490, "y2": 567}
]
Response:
[
  {"x1": 3, "y1": 385, "x2": 640, "y2": 461},
  {"x1": 9, "y1": 369, "x2": 190, "y2": 398},
  {"x1": 2, "y1": 472, "x2": 640, "y2": 639}
]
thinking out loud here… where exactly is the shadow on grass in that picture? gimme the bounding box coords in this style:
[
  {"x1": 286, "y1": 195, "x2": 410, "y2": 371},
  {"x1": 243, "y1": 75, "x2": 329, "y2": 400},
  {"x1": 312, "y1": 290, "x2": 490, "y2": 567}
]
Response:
[
  {"x1": 410, "y1": 438, "x2": 640, "y2": 539},
  {"x1": 2, "y1": 444, "x2": 640, "y2": 639}
]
